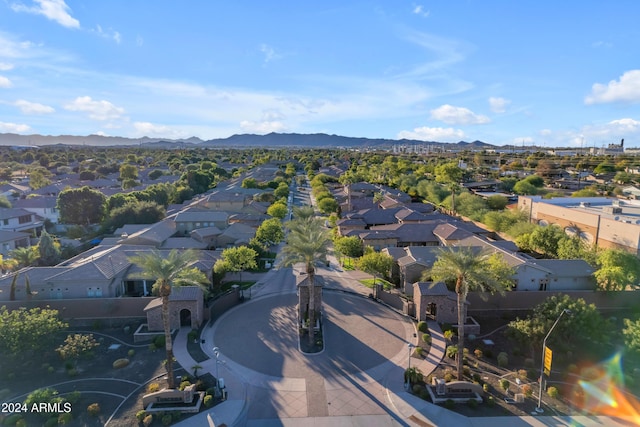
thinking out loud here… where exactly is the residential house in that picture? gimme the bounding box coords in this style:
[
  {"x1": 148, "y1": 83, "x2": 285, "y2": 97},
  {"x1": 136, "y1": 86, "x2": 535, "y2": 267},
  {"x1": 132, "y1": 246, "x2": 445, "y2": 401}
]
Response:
[
  {"x1": 174, "y1": 208, "x2": 228, "y2": 235},
  {"x1": 0, "y1": 230, "x2": 31, "y2": 256},
  {"x1": 0, "y1": 207, "x2": 43, "y2": 235},
  {"x1": 13, "y1": 196, "x2": 59, "y2": 224}
]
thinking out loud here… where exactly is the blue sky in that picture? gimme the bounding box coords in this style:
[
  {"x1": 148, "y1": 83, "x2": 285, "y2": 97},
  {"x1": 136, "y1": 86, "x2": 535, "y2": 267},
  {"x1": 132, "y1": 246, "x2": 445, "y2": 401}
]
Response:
[{"x1": 1, "y1": 1, "x2": 640, "y2": 147}]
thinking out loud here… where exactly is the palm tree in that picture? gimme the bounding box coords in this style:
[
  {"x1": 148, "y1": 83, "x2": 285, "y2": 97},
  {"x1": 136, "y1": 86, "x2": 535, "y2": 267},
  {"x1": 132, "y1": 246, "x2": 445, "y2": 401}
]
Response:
[
  {"x1": 128, "y1": 249, "x2": 208, "y2": 389},
  {"x1": 280, "y1": 212, "x2": 330, "y2": 345},
  {"x1": 10, "y1": 246, "x2": 38, "y2": 268},
  {"x1": 427, "y1": 247, "x2": 512, "y2": 380}
]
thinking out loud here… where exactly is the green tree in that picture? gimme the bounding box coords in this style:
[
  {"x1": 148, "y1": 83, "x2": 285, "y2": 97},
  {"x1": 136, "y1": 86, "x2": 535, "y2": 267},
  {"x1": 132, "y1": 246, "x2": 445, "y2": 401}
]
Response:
[
  {"x1": 267, "y1": 202, "x2": 288, "y2": 219},
  {"x1": 317, "y1": 197, "x2": 339, "y2": 214},
  {"x1": 106, "y1": 201, "x2": 165, "y2": 230},
  {"x1": 273, "y1": 182, "x2": 290, "y2": 199},
  {"x1": 513, "y1": 180, "x2": 538, "y2": 195},
  {"x1": 58, "y1": 186, "x2": 106, "y2": 225},
  {"x1": 0, "y1": 195, "x2": 11, "y2": 208},
  {"x1": 215, "y1": 246, "x2": 258, "y2": 284},
  {"x1": 594, "y1": 249, "x2": 640, "y2": 291},
  {"x1": 0, "y1": 306, "x2": 68, "y2": 358},
  {"x1": 280, "y1": 212, "x2": 331, "y2": 345},
  {"x1": 119, "y1": 163, "x2": 139, "y2": 180},
  {"x1": 128, "y1": 249, "x2": 208, "y2": 389},
  {"x1": 506, "y1": 294, "x2": 609, "y2": 360},
  {"x1": 28, "y1": 167, "x2": 52, "y2": 190},
  {"x1": 255, "y1": 218, "x2": 284, "y2": 247},
  {"x1": 333, "y1": 236, "x2": 364, "y2": 261},
  {"x1": 623, "y1": 318, "x2": 640, "y2": 356},
  {"x1": 527, "y1": 225, "x2": 565, "y2": 257},
  {"x1": 428, "y1": 247, "x2": 512, "y2": 380},
  {"x1": 486, "y1": 195, "x2": 508, "y2": 210},
  {"x1": 354, "y1": 250, "x2": 394, "y2": 286},
  {"x1": 434, "y1": 161, "x2": 463, "y2": 212},
  {"x1": 37, "y1": 229, "x2": 61, "y2": 266}
]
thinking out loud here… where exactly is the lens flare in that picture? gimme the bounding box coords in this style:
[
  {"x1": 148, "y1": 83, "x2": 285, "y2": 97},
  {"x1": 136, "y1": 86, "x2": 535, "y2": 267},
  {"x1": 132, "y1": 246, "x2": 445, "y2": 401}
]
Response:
[{"x1": 572, "y1": 352, "x2": 640, "y2": 424}]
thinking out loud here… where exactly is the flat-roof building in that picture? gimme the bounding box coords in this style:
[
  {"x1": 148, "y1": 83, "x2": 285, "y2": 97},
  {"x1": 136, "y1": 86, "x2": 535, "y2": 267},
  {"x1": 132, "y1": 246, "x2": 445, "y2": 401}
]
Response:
[{"x1": 518, "y1": 196, "x2": 640, "y2": 255}]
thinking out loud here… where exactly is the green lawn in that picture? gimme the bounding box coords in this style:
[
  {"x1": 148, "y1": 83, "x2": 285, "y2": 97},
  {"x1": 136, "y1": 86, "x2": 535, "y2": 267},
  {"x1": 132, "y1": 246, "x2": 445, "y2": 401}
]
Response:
[{"x1": 359, "y1": 278, "x2": 394, "y2": 290}]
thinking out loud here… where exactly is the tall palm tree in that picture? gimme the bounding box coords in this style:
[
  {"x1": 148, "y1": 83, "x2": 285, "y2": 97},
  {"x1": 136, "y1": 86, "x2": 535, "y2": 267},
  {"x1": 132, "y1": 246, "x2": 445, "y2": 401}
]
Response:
[
  {"x1": 128, "y1": 249, "x2": 208, "y2": 389},
  {"x1": 280, "y1": 213, "x2": 330, "y2": 345},
  {"x1": 10, "y1": 246, "x2": 38, "y2": 269},
  {"x1": 427, "y1": 247, "x2": 512, "y2": 380}
]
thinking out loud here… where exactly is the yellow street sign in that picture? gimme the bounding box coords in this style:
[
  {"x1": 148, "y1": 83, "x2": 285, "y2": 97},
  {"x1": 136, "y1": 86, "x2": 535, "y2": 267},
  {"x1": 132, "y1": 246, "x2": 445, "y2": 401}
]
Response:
[{"x1": 543, "y1": 346, "x2": 553, "y2": 376}]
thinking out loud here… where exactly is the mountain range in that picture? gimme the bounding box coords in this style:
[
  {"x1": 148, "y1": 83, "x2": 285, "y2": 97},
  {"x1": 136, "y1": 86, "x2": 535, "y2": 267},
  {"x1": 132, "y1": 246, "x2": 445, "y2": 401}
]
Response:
[{"x1": 0, "y1": 131, "x2": 495, "y2": 149}]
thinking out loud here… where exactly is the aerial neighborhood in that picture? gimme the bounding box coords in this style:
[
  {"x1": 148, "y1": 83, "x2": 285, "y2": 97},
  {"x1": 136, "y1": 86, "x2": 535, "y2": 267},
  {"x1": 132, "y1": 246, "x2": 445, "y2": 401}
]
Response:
[{"x1": 1, "y1": 140, "x2": 640, "y2": 426}]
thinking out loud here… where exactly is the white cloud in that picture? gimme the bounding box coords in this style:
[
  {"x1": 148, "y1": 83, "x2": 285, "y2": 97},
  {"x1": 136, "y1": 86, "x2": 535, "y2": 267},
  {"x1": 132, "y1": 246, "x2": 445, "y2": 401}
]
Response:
[
  {"x1": 131, "y1": 121, "x2": 196, "y2": 139},
  {"x1": 240, "y1": 120, "x2": 287, "y2": 134},
  {"x1": 488, "y1": 97, "x2": 511, "y2": 113},
  {"x1": 397, "y1": 126, "x2": 464, "y2": 141},
  {"x1": 0, "y1": 63, "x2": 13, "y2": 71},
  {"x1": 64, "y1": 96, "x2": 125, "y2": 120},
  {"x1": 412, "y1": 5, "x2": 430, "y2": 17},
  {"x1": 0, "y1": 121, "x2": 31, "y2": 133},
  {"x1": 93, "y1": 25, "x2": 121, "y2": 44},
  {"x1": 430, "y1": 104, "x2": 490, "y2": 125},
  {"x1": 15, "y1": 99, "x2": 55, "y2": 114},
  {"x1": 0, "y1": 76, "x2": 12, "y2": 88},
  {"x1": 260, "y1": 44, "x2": 282, "y2": 64},
  {"x1": 11, "y1": 0, "x2": 80, "y2": 29},
  {"x1": 585, "y1": 70, "x2": 640, "y2": 105}
]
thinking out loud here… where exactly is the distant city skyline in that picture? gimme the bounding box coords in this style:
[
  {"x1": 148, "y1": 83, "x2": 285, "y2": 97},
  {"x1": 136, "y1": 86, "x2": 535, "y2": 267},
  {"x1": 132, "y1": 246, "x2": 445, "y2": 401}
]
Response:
[{"x1": 0, "y1": 1, "x2": 639, "y2": 146}]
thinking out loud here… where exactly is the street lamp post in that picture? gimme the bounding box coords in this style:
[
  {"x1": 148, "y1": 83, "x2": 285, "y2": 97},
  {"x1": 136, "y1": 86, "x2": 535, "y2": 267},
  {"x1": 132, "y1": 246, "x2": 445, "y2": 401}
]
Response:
[
  {"x1": 405, "y1": 343, "x2": 414, "y2": 390},
  {"x1": 536, "y1": 309, "x2": 570, "y2": 413},
  {"x1": 213, "y1": 346, "x2": 221, "y2": 398}
]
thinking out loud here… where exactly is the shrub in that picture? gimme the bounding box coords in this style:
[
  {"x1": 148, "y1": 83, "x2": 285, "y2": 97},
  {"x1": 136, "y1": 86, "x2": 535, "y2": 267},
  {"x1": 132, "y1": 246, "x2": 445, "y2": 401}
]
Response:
[
  {"x1": 522, "y1": 384, "x2": 533, "y2": 397},
  {"x1": 524, "y1": 358, "x2": 535, "y2": 368},
  {"x1": 446, "y1": 345, "x2": 458, "y2": 359},
  {"x1": 422, "y1": 333, "x2": 431, "y2": 344},
  {"x1": 128, "y1": 349, "x2": 135, "y2": 357},
  {"x1": 412, "y1": 384, "x2": 423, "y2": 394},
  {"x1": 147, "y1": 382, "x2": 160, "y2": 393},
  {"x1": 162, "y1": 414, "x2": 172, "y2": 426},
  {"x1": 112, "y1": 358, "x2": 130, "y2": 369},
  {"x1": 443, "y1": 330, "x2": 456, "y2": 340},
  {"x1": 486, "y1": 396, "x2": 495, "y2": 407},
  {"x1": 468, "y1": 334, "x2": 476, "y2": 342},
  {"x1": 500, "y1": 379, "x2": 510, "y2": 392},
  {"x1": 414, "y1": 347, "x2": 423, "y2": 357},
  {"x1": 547, "y1": 386, "x2": 559, "y2": 398},
  {"x1": 44, "y1": 417, "x2": 59, "y2": 427},
  {"x1": 154, "y1": 335, "x2": 166, "y2": 348},
  {"x1": 419, "y1": 389, "x2": 430, "y2": 400},
  {"x1": 517, "y1": 369, "x2": 528, "y2": 381},
  {"x1": 148, "y1": 343, "x2": 157, "y2": 352},
  {"x1": 66, "y1": 391, "x2": 81, "y2": 404},
  {"x1": 417, "y1": 321, "x2": 428, "y2": 333},
  {"x1": 58, "y1": 412, "x2": 72, "y2": 425},
  {"x1": 206, "y1": 387, "x2": 217, "y2": 396},
  {"x1": 87, "y1": 403, "x2": 100, "y2": 416},
  {"x1": 473, "y1": 348, "x2": 483, "y2": 358},
  {"x1": 482, "y1": 383, "x2": 490, "y2": 393},
  {"x1": 179, "y1": 380, "x2": 191, "y2": 391},
  {"x1": 467, "y1": 398, "x2": 478, "y2": 409},
  {"x1": 3, "y1": 414, "x2": 23, "y2": 426},
  {"x1": 47, "y1": 366, "x2": 54, "y2": 373},
  {"x1": 188, "y1": 329, "x2": 198, "y2": 341},
  {"x1": 444, "y1": 399, "x2": 455, "y2": 409},
  {"x1": 444, "y1": 372, "x2": 454, "y2": 382},
  {"x1": 527, "y1": 368, "x2": 537, "y2": 380},
  {"x1": 204, "y1": 394, "x2": 214, "y2": 408},
  {"x1": 143, "y1": 414, "x2": 153, "y2": 427},
  {"x1": 136, "y1": 410, "x2": 147, "y2": 421},
  {"x1": 67, "y1": 368, "x2": 77, "y2": 377},
  {"x1": 15, "y1": 419, "x2": 26, "y2": 427},
  {"x1": 497, "y1": 352, "x2": 509, "y2": 368}
]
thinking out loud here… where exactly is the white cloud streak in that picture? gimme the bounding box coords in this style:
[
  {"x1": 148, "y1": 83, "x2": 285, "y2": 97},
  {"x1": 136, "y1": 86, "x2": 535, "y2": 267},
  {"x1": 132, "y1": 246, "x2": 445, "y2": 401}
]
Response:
[
  {"x1": 63, "y1": 96, "x2": 125, "y2": 120},
  {"x1": 0, "y1": 121, "x2": 31, "y2": 133},
  {"x1": 430, "y1": 104, "x2": 490, "y2": 125},
  {"x1": 585, "y1": 70, "x2": 640, "y2": 105},
  {"x1": 15, "y1": 99, "x2": 55, "y2": 114},
  {"x1": 397, "y1": 126, "x2": 464, "y2": 141},
  {"x1": 11, "y1": 0, "x2": 80, "y2": 29},
  {"x1": 489, "y1": 97, "x2": 511, "y2": 113},
  {"x1": 0, "y1": 76, "x2": 12, "y2": 88}
]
